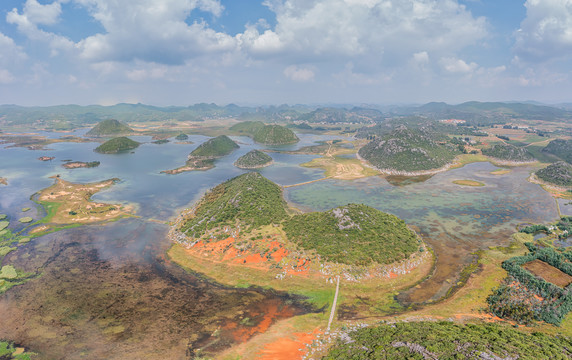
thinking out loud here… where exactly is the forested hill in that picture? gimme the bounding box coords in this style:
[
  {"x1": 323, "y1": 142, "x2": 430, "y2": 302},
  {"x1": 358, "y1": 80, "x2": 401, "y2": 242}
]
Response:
[
  {"x1": 542, "y1": 139, "x2": 572, "y2": 164},
  {"x1": 179, "y1": 173, "x2": 420, "y2": 266},
  {"x1": 189, "y1": 135, "x2": 239, "y2": 158},
  {"x1": 358, "y1": 126, "x2": 459, "y2": 172},
  {"x1": 86, "y1": 119, "x2": 133, "y2": 137},
  {"x1": 481, "y1": 143, "x2": 534, "y2": 162},
  {"x1": 536, "y1": 161, "x2": 572, "y2": 187},
  {"x1": 94, "y1": 137, "x2": 140, "y2": 154},
  {"x1": 234, "y1": 150, "x2": 273, "y2": 169}
]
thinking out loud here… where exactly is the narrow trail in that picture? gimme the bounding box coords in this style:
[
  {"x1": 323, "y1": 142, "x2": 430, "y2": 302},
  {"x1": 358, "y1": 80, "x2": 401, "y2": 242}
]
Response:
[
  {"x1": 327, "y1": 275, "x2": 340, "y2": 333},
  {"x1": 283, "y1": 177, "x2": 332, "y2": 188}
]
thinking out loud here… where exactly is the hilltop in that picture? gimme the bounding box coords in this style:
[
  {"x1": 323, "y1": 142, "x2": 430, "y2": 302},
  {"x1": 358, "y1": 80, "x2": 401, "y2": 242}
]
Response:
[
  {"x1": 253, "y1": 124, "x2": 299, "y2": 145},
  {"x1": 163, "y1": 135, "x2": 239, "y2": 174},
  {"x1": 189, "y1": 135, "x2": 239, "y2": 158},
  {"x1": 94, "y1": 137, "x2": 140, "y2": 154},
  {"x1": 481, "y1": 143, "x2": 534, "y2": 163},
  {"x1": 234, "y1": 150, "x2": 273, "y2": 169},
  {"x1": 283, "y1": 204, "x2": 419, "y2": 265},
  {"x1": 229, "y1": 121, "x2": 266, "y2": 135},
  {"x1": 536, "y1": 161, "x2": 572, "y2": 187},
  {"x1": 86, "y1": 119, "x2": 133, "y2": 137},
  {"x1": 179, "y1": 172, "x2": 288, "y2": 238},
  {"x1": 542, "y1": 139, "x2": 572, "y2": 163},
  {"x1": 358, "y1": 126, "x2": 459, "y2": 174},
  {"x1": 177, "y1": 173, "x2": 420, "y2": 267}
]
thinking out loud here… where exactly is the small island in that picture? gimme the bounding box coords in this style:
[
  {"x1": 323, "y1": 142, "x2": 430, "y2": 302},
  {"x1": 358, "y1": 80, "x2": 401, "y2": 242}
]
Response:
[
  {"x1": 38, "y1": 156, "x2": 55, "y2": 161},
  {"x1": 175, "y1": 133, "x2": 189, "y2": 141},
  {"x1": 86, "y1": 119, "x2": 134, "y2": 137},
  {"x1": 163, "y1": 135, "x2": 239, "y2": 174},
  {"x1": 94, "y1": 137, "x2": 140, "y2": 154},
  {"x1": 234, "y1": 150, "x2": 273, "y2": 169},
  {"x1": 62, "y1": 161, "x2": 100, "y2": 169},
  {"x1": 453, "y1": 179, "x2": 485, "y2": 187}
]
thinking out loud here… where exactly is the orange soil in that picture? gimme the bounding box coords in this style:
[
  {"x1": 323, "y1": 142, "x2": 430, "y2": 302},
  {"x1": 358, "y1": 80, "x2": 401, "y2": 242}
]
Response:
[
  {"x1": 224, "y1": 301, "x2": 296, "y2": 343},
  {"x1": 184, "y1": 236, "x2": 310, "y2": 274},
  {"x1": 257, "y1": 328, "x2": 322, "y2": 360}
]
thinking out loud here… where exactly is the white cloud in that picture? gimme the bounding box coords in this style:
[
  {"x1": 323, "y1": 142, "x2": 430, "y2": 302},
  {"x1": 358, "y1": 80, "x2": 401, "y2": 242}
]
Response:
[
  {"x1": 241, "y1": 0, "x2": 487, "y2": 67},
  {"x1": 0, "y1": 69, "x2": 15, "y2": 84},
  {"x1": 7, "y1": 0, "x2": 74, "y2": 55},
  {"x1": 283, "y1": 65, "x2": 315, "y2": 81},
  {"x1": 74, "y1": 0, "x2": 236, "y2": 64},
  {"x1": 0, "y1": 32, "x2": 27, "y2": 65},
  {"x1": 514, "y1": 0, "x2": 572, "y2": 62},
  {"x1": 439, "y1": 57, "x2": 478, "y2": 73}
]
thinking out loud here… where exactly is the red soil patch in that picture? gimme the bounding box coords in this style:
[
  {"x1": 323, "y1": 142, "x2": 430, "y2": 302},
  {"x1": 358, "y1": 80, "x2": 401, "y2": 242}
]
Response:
[
  {"x1": 257, "y1": 328, "x2": 322, "y2": 360},
  {"x1": 224, "y1": 300, "x2": 296, "y2": 343},
  {"x1": 388, "y1": 271, "x2": 398, "y2": 279}
]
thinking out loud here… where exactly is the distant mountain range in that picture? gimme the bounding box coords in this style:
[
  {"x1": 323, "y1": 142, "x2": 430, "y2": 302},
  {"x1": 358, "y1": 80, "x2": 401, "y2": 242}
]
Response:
[{"x1": 1, "y1": 101, "x2": 571, "y2": 130}]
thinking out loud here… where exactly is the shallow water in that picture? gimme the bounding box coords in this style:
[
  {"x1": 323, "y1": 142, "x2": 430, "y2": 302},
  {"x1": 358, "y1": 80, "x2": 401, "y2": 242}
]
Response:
[
  {"x1": 0, "y1": 131, "x2": 561, "y2": 356},
  {"x1": 285, "y1": 162, "x2": 558, "y2": 303}
]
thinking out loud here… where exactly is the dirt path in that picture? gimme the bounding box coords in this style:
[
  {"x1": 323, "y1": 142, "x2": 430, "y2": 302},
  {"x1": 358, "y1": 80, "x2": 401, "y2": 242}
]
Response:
[
  {"x1": 327, "y1": 276, "x2": 340, "y2": 333},
  {"x1": 283, "y1": 177, "x2": 332, "y2": 188}
]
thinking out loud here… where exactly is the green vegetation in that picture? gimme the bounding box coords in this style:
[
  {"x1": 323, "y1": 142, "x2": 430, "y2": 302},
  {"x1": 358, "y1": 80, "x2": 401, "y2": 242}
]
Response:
[
  {"x1": 152, "y1": 139, "x2": 169, "y2": 144},
  {"x1": 175, "y1": 133, "x2": 189, "y2": 140},
  {"x1": 0, "y1": 341, "x2": 35, "y2": 360},
  {"x1": 283, "y1": 204, "x2": 419, "y2": 265},
  {"x1": 542, "y1": 139, "x2": 572, "y2": 163},
  {"x1": 180, "y1": 174, "x2": 420, "y2": 267},
  {"x1": 298, "y1": 107, "x2": 383, "y2": 124},
  {"x1": 324, "y1": 321, "x2": 572, "y2": 360},
  {"x1": 234, "y1": 150, "x2": 273, "y2": 169},
  {"x1": 487, "y1": 244, "x2": 572, "y2": 325},
  {"x1": 229, "y1": 121, "x2": 266, "y2": 135},
  {"x1": 536, "y1": 161, "x2": 572, "y2": 187},
  {"x1": 180, "y1": 172, "x2": 288, "y2": 238},
  {"x1": 18, "y1": 217, "x2": 33, "y2": 223},
  {"x1": 358, "y1": 126, "x2": 459, "y2": 172},
  {"x1": 253, "y1": 124, "x2": 299, "y2": 145},
  {"x1": 94, "y1": 136, "x2": 140, "y2": 154},
  {"x1": 190, "y1": 135, "x2": 239, "y2": 158},
  {"x1": 86, "y1": 119, "x2": 133, "y2": 137},
  {"x1": 481, "y1": 143, "x2": 534, "y2": 162}
]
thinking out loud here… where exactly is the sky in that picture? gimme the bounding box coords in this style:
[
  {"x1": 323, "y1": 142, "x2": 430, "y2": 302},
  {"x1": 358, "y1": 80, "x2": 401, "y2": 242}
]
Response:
[{"x1": 0, "y1": 0, "x2": 571, "y2": 106}]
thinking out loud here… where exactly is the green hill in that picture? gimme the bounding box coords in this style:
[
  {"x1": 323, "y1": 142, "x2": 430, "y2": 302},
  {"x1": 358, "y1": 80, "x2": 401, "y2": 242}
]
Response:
[
  {"x1": 189, "y1": 135, "x2": 239, "y2": 158},
  {"x1": 229, "y1": 121, "x2": 266, "y2": 135},
  {"x1": 482, "y1": 143, "x2": 534, "y2": 162},
  {"x1": 179, "y1": 173, "x2": 420, "y2": 266},
  {"x1": 536, "y1": 161, "x2": 572, "y2": 187},
  {"x1": 253, "y1": 125, "x2": 299, "y2": 145},
  {"x1": 283, "y1": 204, "x2": 419, "y2": 265},
  {"x1": 324, "y1": 321, "x2": 572, "y2": 360},
  {"x1": 94, "y1": 137, "x2": 140, "y2": 154},
  {"x1": 86, "y1": 119, "x2": 133, "y2": 137},
  {"x1": 180, "y1": 172, "x2": 288, "y2": 238},
  {"x1": 542, "y1": 139, "x2": 572, "y2": 163},
  {"x1": 234, "y1": 150, "x2": 273, "y2": 169},
  {"x1": 358, "y1": 126, "x2": 459, "y2": 173}
]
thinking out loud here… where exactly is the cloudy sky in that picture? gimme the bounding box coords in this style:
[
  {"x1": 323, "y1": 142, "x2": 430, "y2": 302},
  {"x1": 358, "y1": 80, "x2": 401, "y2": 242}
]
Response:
[{"x1": 0, "y1": 0, "x2": 571, "y2": 106}]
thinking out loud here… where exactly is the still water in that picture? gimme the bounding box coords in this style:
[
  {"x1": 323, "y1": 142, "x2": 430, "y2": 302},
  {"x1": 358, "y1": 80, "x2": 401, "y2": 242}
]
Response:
[{"x1": 0, "y1": 132, "x2": 560, "y2": 358}]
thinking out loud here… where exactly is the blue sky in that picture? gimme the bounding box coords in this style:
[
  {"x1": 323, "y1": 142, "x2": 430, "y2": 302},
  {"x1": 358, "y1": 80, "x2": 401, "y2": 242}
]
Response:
[{"x1": 0, "y1": 0, "x2": 571, "y2": 106}]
